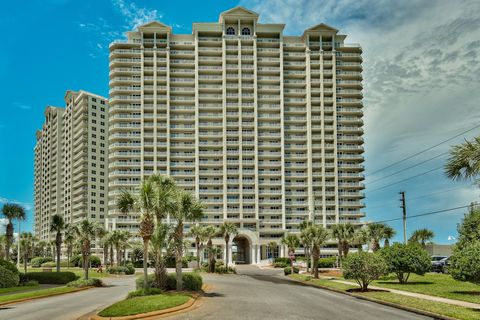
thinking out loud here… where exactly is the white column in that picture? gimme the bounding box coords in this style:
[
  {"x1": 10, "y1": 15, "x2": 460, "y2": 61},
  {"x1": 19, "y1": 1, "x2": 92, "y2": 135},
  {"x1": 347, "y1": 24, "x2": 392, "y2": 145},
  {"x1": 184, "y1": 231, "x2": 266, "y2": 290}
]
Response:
[
  {"x1": 280, "y1": 244, "x2": 285, "y2": 257},
  {"x1": 228, "y1": 243, "x2": 233, "y2": 265},
  {"x1": 256, "y1": 245, "x2": 261, "y2": 264},
  {"x1": 223, "y1": 244, "x2": 227, "y2": 261}
]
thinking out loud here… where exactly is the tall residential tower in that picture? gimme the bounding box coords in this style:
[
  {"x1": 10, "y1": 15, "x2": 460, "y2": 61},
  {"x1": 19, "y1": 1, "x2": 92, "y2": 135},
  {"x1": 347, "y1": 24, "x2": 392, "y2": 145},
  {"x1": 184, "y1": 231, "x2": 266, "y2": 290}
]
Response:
[
  {"x1": 108, "y1": 7, "x2": 364, "y2": 262},
  {"x1": 34, "y1": 91, "x2": 109, "y2": 244}
]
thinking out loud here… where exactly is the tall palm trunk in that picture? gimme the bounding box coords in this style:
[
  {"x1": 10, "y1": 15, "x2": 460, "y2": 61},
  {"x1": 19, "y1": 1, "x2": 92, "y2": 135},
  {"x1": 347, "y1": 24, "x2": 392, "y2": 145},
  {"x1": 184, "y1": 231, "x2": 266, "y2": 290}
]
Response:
[
  {"x1": 116, "y1": 246, "x2": 121, "y2": 266},
  {"x1": 225, "y1": 235, "x2": 230, "y2": 267},
  {"x1": 312, "y1": 245, "x2": 320, "y2": 278},
  {"x1": 175, "y1": 222, "x2": 184, "y2": 291},
  {"x1": 195, "y1": 238, "x2": 200, "y2": 269},
  {"x1": 110, "y1": 244, "x2": 114, "y2": 267},
  {"x1": 143, "y1": 239, "x2": 149, "y2": 289},
  {"x1": 82, "y1": 241, "x2": 90, "y2": 280},
  {"x1": 304, "y1": 246, "x2": 309, "y2": 273},
  {"x1": 207, "y1": 239, "x2": 214, "y2": 273},
  {"x1": 56, "y1": 232, "x2": 61, "y2": 272},
  {"x1": 6, "y1": 222, "x2": 13, "y2": 261},
  {"x1": 23, "y1": 251, "x2": 28, "y2": 274},
  {"x1": 67, "y1": 246, "x2": 71, "y2": 269},
  {"x1": 103, "y1": 245, "x2": 108, "y2": 266}
]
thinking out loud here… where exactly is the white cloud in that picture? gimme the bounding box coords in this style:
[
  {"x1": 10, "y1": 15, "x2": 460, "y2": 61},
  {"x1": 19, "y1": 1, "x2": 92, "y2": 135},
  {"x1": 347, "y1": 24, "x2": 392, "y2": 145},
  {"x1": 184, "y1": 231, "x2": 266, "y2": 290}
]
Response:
[
  {"x1": 0, "y1": 196, "x2": 33, "y2": 211},
  {"x1": 13, "y1": 102, "x2": 31, "y2": 110},
  {"x1": 112, "y1": 0, "x2": 162, "y2": 30}
]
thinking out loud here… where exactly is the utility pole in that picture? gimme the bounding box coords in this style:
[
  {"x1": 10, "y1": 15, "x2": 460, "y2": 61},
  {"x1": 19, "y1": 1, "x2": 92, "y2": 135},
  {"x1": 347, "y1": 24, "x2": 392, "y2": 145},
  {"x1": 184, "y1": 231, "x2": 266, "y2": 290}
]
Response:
[{"x1": 400, "y1": 191, "x2": 407, "y2": 244}]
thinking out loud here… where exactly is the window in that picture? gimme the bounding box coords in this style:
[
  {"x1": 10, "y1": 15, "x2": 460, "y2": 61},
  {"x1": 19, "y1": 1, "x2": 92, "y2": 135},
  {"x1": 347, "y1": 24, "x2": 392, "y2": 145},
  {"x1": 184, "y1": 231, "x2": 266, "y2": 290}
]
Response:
[
  {"x1": 241, "y1": 27, "x2": 251, "y2": 35},
  {"x1": 226, "y1": 27, "x2": 235, "y2": 35}
]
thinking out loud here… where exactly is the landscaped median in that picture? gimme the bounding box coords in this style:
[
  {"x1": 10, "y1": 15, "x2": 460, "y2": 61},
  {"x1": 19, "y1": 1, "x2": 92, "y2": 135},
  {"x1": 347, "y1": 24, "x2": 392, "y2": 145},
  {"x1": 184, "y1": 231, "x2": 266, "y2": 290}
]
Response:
[
  {"x1": 0, "y1": 286, "x2": 90, "y2": 306},
  {"x1": 289, "y1": 274, "x2": 480, "y2": 320}
]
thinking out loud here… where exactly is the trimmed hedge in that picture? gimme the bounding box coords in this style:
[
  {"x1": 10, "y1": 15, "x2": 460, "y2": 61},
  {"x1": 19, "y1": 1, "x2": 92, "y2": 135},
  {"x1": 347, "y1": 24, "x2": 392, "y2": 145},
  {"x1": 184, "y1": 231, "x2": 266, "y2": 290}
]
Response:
[
  {"x1": 127, "y1": 288, "x2": 163, "y2": 298},
  {"x1": 136, "y1": 272, "x2": 203, "y2": 291},
  {"x1": 273, "y1": 262, "x2": 288, "y2": 268},
  {"x1": 274, "y1": 257, "x2": 291, "y2": 264},
  {"x1": 0, "y1": 260, "x2": 19, "y2": 275},
  {"x1": 0, "y1": 266, "x2": 20, "y2": 288},
  {"x1": 284, "y1": 267, "x2": 299, "y2": 275},
  {"x1": 41, "y1": 262, "x2": 57, "y2": 268},
  {"x1": 70, "y1": 255, "x2": 102, "y2": 268},
  {"x1": 24, "y1": 271, "x2": 77, "y2": 284},
  {"x1": 67, "y1": 278, "x2": 103, "y2": 288},
  {"x1": 107, "y1": 265, "x2": 135, "y2": 275},
  {"x1": 31, "y1": 257, "x2": 53, "y2": 268}
]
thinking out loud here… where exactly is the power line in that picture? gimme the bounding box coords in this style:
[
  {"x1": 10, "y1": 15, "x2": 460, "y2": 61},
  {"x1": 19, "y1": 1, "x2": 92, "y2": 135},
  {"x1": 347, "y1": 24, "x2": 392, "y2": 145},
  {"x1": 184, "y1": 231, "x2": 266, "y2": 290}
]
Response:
[
  {"x1": 367, "y1": 124, "x2": 480, "y2": 177},
  {"x1": 366, "y1": 151, "x2": 448, "y2": 185},
  {"x1": 366, "y1": 166, "x2": 444, "y2": 194},
  {"x1": 366, "y1": 204, "x2": 471, "y2": 225},
  {"x1": 409, "y1": 185, "x2": 473, "y2": 201}
]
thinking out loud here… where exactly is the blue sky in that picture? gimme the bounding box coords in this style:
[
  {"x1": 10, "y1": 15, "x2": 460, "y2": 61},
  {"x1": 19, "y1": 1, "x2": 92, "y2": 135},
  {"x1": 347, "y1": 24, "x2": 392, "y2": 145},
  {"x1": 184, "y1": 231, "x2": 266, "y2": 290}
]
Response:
[{"x1": 0, "y1": 0, "x2": 479, "y2": 244}]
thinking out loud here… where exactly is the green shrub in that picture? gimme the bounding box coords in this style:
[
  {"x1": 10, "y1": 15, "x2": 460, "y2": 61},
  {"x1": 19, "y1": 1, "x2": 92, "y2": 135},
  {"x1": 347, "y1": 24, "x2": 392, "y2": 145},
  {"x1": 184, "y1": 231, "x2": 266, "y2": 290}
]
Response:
[
  {"x1": 165, "y1": 256, "x2": 188, "y2": 268},
  {"x1": 449, "y1": 241, "x2": 480, "y2": 284},
  {"x1": 136, "y1": 274, "x2": 155, "y2": 289},
  {"x1": 107, "y1": 265, "x2": 135, "y2": 275},
  {"x1": 127, "y1": 288, "x2": 163, "y2": 298},
  {"x1": 0, "y1": 265, "x2": 20, "y2": 288},
  {"x1": 342, "y1": 252, "x2": 387, "y2": 291},
  {"x1": 0, "y1": 260, "x2": 19, "y2": 275},
  {"x1": 284, "y1": 266, "x2": 299, "y2": 275},
  {"x1": 24, "y1": 271, "x2": 77, "y2": 284},
  {"x1": 30, "y1": 257, "x2": 53, "y2": 268},
  {"x1": 215, "y1": 266, "x2": 236, "y2": 274},
  {"x1": 125, "y1": 264, "x2": 135, "y2": 275},
  {"x1": 22, "y1": 280, "x2": 39, "y2": 286},
  {"x1": 380, "y1": 243, "x2": 431, "y2": 284},
  {"x1": 41, "y1": 261, "x2": 57, "y2": 268},
  {"x1": 318, "y1": 257, "x2": 336, "y2": 268},
  {"x1": 136, "y1": 272, "x2": 203, "y2": 291},
  {"x1": 67, "y1": 278, "x2": 103, "y2": 288},
  {"x1": 274, "y1": 257, "x2": 290, "y2": 264},
  {"x1": 70, "y1": 255, "x2": 101, "y2": 268},
  {"x1": 273, "y1": 262, "x2": 288, "y2": 268}
]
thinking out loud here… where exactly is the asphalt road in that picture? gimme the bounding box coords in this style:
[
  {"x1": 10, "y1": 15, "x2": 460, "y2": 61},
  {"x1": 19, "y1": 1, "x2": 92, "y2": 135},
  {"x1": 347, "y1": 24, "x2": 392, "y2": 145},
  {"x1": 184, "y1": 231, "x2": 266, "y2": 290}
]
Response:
[
  {"x1": 0, "y1": 276, "x2": 135, "y2": 320},
  {"x1": 166, "y1": 265, "x2": 433, "y2": 320}
]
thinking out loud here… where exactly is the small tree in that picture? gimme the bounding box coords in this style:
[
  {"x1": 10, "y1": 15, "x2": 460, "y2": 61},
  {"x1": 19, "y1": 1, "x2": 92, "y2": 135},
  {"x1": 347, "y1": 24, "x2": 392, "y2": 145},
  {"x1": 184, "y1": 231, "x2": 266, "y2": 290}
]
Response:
[
  {"x1": 308, "y1": 225, "x2": 328, "y2": 278},
  {"x1": 342, "y1": 252, "x2": 387, "y2": 292},
  {"x1": 50, "y1": 214, "x2": 65, "y2": 272},
  {"x1": 449, "y1": 241, "x2": 480, "y2": 284},
  {"x1": 190, "y1": 225, "x2": 207, "y2": 269},
  {"x1": 380, "y1": 243, "x2": 431, "y2": 284},
  {"x1": 150, "y1": 223, "x2": 170, "y2": 289},
  {"x1": 408, "y1": 228, "x2": 435, "y2": 248},
  {"x1": 204, "y1": 226, "x2": 217, "y2": 273},
  {"x1": 281, "y1": 234, "x2": 300, "y2": 274},
  {"x1": 219, "y1": 222, "x2": 237, "y2": 267}
]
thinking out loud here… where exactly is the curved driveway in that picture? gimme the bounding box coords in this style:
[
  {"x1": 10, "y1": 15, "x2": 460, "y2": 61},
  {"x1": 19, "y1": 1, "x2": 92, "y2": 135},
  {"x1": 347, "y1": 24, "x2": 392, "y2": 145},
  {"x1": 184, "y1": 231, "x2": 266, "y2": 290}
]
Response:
[
  {"x1": 167, "y1": 265, "x2": 432, "y2": 320},
  {"x1": 0, "y1": 276, "x2": 135, "y2": 320}
]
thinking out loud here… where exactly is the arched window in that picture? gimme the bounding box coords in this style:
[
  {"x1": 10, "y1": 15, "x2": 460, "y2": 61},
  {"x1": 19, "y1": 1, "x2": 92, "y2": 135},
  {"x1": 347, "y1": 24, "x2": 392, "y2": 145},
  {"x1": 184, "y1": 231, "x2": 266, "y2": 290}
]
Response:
[
  {"x1": 226, "y1": 27, "x2": 235, "y2": 35},
  {"x1": 241, "y1": 27, "x2": 251, "y2": 36}
]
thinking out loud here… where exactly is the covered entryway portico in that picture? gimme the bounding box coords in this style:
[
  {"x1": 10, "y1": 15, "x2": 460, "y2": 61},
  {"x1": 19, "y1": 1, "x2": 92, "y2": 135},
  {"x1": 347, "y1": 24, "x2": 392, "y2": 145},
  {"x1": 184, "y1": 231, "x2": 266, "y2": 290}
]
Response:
[{"x1": 225, "y1": 228, "x2": 261, "y2": 265}]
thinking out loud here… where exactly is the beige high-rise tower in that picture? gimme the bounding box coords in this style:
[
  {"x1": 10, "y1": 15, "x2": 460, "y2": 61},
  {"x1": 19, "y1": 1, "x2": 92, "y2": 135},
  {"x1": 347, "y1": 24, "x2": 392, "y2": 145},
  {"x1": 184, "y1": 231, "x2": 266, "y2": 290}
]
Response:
[
  {"x1": 108, "y1": 7, "x2": 364, "y2": 262},
  {"x1": 34, "y1": 91, "x2": 109, "y2": 246}
]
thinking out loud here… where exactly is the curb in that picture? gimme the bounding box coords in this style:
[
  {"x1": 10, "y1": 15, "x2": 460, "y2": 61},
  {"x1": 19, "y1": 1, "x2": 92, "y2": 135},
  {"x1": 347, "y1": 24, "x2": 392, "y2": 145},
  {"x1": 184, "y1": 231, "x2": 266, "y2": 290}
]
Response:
[
  {"x1": 0, "y1": 286, "x2": 94, "y2": 307},
  {"x1": 91, "y1": 293, "x2": 200, "y2": 320},
  {"x1": 288, "y1": 277, "x2": 456, "y2": 320}
]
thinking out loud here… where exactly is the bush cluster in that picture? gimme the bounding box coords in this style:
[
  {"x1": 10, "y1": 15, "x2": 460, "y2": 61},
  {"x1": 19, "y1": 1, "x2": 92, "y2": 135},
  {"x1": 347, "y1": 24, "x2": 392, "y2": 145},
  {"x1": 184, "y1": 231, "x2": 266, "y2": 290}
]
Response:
[
  {"x1": 24, "y1": 271, "x2": 77, "y2": 284},
  {"x1": 274, "y1": 257, "x2": 290, "y2": 264},
  {"x1": 127, "y1": 288, "x2": 163, "y2": 298},
  {"x1": 284, "y1": 266, "x2": 299, "y2": 275},
  {"x1": 30, "y1": 257, "x2": 53, "y2": 268},
  {"x1": 67, "y1": 278, "x2": 103, "y2": 288},
  {"x1": 41, "y1": 262, "x2": 57, "y2": 268},
  {"x1": 273, "y1": 262, "x2": 288, "y2": 268},
  {"x1": 0, "y1": 265, "x2": 20, "y2": 288},
  {"x1": 342, "y1": 252, "x2": 387, "y2": 291},
  {"x1": 136, "y1": 272, "x2": 203, "y2": 292},
  {"x1": 70, "y1": 255, "x2": 101, "y2": 268},
  {"x1": 107, "y1": 264, "x2": 135, "y2": 275},
  {"x1": 0, "y1": 260, "x2": 19, "y2": 275},
  {"x1": 380, "y1": 243, "x2": 431, "y2": 284},
  {"x1": 165, "y1": 256, "x2": 188, "y2": 268}
]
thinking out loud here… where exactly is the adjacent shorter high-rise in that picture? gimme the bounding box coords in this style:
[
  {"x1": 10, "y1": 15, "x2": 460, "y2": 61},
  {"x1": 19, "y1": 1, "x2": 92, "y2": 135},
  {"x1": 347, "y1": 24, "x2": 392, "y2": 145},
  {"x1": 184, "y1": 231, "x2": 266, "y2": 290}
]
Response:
[{"x1": 34, "y1": 91, "x2": 109, "y2": 244}]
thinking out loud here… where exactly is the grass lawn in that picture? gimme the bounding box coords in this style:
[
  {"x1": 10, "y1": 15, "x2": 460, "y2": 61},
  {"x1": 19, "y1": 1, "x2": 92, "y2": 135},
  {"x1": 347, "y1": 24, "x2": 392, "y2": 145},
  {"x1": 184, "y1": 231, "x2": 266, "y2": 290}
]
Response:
[
  {"x1": 0, "y1": 287, "x2": 77, "y2": 304},
  {"x1": 290, "y1": 274, "x2": 480, "y2": 320},
  {"x1": 27, "y1": 267, "x2": 109, "y2": 279},
  {"x1": 0, "y1": 284, "x2": 39, "y2": 295},
  {"x1": 98, "y1": 293, "x2": 191, "y2": 317},
  {"x1": 365, "y1": 273, "x2": 480, "y2": 304}
]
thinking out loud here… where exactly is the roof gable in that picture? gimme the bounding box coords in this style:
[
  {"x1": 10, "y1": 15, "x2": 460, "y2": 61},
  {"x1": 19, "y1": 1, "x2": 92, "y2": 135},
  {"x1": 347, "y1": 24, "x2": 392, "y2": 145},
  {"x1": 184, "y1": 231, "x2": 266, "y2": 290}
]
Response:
[
  {"x1": 305, "y1": 23, "x2": 338, "y2": 33},
  {"x1": 137, "y1": 21, "x2": 171, "y2": 31},
  {"x1": 220, "y1": 6, "x2": 259, "y2": 22}
]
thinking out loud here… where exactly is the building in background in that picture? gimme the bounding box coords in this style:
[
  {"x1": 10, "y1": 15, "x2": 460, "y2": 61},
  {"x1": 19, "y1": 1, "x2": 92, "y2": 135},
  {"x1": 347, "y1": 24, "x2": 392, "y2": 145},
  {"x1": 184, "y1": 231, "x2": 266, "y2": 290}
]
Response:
[
  {"x1": 34, "y1": 91, "x2": 109, "y2": 250},
  {"x1": 107, "y1": 6, "x2": 364, "y2": 263}
]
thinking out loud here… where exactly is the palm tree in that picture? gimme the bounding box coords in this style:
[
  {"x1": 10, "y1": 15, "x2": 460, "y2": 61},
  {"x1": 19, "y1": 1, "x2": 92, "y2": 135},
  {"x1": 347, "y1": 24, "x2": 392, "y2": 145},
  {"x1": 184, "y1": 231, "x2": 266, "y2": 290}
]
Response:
[
  {"x1": 119, "y1": 231, "x2": 131, "y2": 265},
  {"x1": 382, "y1": 225, "x2": 396, "y2": 247},
  {"x1": 171, "y1": 191, "x2": 203, "y2": 290},
  {"x1": 409, "y1": 228, "x2": 435, "y2": 248},
  {"x1": 150, "y1": 174, "x2": 177, "y2": 224},
  {"x1": 207, "y1": 246, "x2": 222, "y2": 271},
  {"x1": 2, "y1": 203, "x2": 26, "y2": 261},
  {"x1": 445, "y1": 136, "x2": 480, "y2": 181},
  {"x1": 204, "y1": 225, "x2": 217, "y2": 273},
  {"x1": 219, "y1": 222, "x2": 237, "y2": 267},
  {"x1": 64, "y1": 225, "x2": 76, "y2": 269},
  {"x1": 308, "y1": 225, "x2": 328, "y2": 278},
  {"x1": 281, "y1": 234, "x2": 300, "y2": 274},
  {"x1": 299, "y1": 228, "x2": 313, "y2": 273},
  {"x1": 150, "y1": 223, "x2": 171, "y2": 289},
  {"x1": 118, "y1": 178, "x2": 156, "y2": 289},
  {"x1": 352, "y1": 227, "x2": 369, "y2": 252},
  {"x1": 331, "y1": 223, "x2": 355, "y2": 259},
  {"x1": 367, "y1": 223, "x2": 387, "y2": 252},
  {"x1": 75, "y1": 220, "x2": 101, "y2": 280},
  {"x1": 267, "y1": 241, "x2": 277, "y2": 259},
  {"x1": 19, "y1": 232, "x2": 34, "y2": 274},
  {"x1": 50, "y1": 214, "x2": 65, "y2": 272},
  {"x1": 111, "y1": 230, "x2": 129, "y2": 266},
  {"x1": 190, "y1": 225, "x2": 207, "y2": 269},
  {"x1": 0, "y1": 235, "x2": 6, "y2": 260},
  {"x1": 97, "y1": 228, "x2": 110, "y2": 267}
]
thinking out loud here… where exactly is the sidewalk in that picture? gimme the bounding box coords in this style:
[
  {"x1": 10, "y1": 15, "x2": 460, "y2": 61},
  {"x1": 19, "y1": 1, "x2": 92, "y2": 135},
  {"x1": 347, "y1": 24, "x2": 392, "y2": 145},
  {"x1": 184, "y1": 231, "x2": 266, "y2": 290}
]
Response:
[{"x1": 323, "y1": 276, "x2": 480, "y2": 310}]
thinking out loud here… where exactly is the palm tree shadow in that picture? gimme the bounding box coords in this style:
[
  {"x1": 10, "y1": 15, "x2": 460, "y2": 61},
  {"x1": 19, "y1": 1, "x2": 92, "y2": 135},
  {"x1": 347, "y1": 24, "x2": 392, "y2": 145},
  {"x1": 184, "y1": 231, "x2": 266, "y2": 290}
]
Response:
[
  {"x1": 202, "y1": 292, "x2": 225, "y2": 298},
  {"x1": 242, "y1": 274, "x2": 313, "y2": 287},
  {"x1": 452, "y1": 291, "x2": 480, "y2": 296},
  {"x1": 376, "y1": 281, "x2": 434, "y2": 285}
]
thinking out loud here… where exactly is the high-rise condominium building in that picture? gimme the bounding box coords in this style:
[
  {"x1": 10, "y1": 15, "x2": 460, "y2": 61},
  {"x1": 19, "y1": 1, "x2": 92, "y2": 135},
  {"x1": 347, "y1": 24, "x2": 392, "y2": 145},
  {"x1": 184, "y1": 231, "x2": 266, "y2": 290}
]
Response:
[
  {"x1": 34, "y1": 90, "x2": 109, "y2": 245},
  {"x1": 108, "y1": 7, "x2": 364, "y2": 263}
]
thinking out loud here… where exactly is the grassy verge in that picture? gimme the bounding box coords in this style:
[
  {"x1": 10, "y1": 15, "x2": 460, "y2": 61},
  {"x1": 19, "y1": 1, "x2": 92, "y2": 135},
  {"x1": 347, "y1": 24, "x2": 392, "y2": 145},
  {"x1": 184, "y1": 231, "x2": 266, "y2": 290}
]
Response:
[
  {"x1": 98, "y1": 293, "x2": 191, "y2": 317},
  {"x1": 340, "y1": 273, "x2": 480, "y2": 304},
  {"x1": 290, "y1": 274, "x2": 479, "y2": 320},
  {"x1": 0, "y1": 284, "x2": 40, "y2": 295},
  {"x1": 27, "y1": 267, "x2": 109, "y2": 279},
  {"x1": 0, "y1": 287, "x2": 77, "y2": 304}
]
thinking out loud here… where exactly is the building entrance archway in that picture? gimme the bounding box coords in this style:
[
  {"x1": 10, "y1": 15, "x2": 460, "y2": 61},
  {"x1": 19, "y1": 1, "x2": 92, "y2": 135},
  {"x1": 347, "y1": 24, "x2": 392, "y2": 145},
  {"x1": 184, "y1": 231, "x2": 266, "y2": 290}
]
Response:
[{"x1": 233, "y1": 235, "x2": 251, "y2": 264}]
